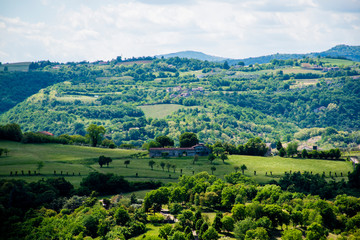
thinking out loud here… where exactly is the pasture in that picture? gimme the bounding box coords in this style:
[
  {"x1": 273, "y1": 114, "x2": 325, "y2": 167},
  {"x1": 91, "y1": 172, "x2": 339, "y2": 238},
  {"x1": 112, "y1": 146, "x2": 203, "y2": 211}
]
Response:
[
  {"x1": 0, "y1": 141, "x2": 353, "y2": 187},
  {"x1": 138, "y1": 104, "x2": 198, "y2": 119}
]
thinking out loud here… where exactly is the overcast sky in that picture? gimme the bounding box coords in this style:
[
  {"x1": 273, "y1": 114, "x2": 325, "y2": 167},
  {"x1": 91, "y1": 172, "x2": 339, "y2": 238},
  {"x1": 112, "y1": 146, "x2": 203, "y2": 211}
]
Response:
[{"x1": 1, "y1": 0, "x2": 359, "y2": 63}]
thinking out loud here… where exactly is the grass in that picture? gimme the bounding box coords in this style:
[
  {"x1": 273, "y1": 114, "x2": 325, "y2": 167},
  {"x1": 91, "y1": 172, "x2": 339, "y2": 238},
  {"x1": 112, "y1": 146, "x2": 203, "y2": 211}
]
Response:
[
  {"x1": 321, "y1": 58, "x2": 356, "y2": 67},
  {"x1": 138, "y1": 104, "x2": 199, "y2": 119},
  {"x1": 133, "y1": 223, "x2": 164, "y2": 240},
  {"x1": 0, "y1": 141, "x2": 353, "y2": 187}
]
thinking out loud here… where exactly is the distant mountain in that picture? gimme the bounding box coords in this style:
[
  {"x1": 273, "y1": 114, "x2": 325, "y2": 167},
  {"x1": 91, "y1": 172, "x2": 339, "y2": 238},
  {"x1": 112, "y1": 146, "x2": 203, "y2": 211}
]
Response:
[
  {"x1": 156, "y1": 45, "x2": 360, "y2": 65},
  {"x1": 156, "y1": 50, "x2": 226, "y2": 62}
]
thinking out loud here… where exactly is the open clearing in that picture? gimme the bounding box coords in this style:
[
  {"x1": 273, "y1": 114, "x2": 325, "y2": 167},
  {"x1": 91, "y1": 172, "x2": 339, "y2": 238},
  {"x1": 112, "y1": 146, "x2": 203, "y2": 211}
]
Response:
[
  {"x1": 0, "y1": 141, "x2": 353, "y2": 187},
  {"x1": 138, "y1": 104, "x2": 198, "y2": 119}
]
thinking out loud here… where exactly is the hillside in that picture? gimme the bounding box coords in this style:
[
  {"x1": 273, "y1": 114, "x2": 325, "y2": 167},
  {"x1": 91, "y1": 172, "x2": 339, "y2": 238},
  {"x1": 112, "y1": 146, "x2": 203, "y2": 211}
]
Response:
[
  {"x1": 156, "y1": 50, "x2": 226, "y2": 62},
  {"x1": 0, "y1": 56, "x2": 359, "y2": 149},
  {"x1": 157, "y1": 45, "x2": 360, "y2": 65}
]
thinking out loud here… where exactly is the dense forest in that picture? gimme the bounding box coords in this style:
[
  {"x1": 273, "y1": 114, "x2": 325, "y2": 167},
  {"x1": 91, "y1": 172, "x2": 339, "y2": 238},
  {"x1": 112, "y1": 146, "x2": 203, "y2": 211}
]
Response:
[{"x1": 0, "y1": 56, "x2": 359, "y2": 149}]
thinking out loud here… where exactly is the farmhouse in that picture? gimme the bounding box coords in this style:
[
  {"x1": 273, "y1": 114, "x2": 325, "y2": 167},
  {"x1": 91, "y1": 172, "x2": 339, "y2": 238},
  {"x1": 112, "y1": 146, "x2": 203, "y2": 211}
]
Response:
[{"x1": 149, "y1": 143, "x2": 211, "y2": 158}]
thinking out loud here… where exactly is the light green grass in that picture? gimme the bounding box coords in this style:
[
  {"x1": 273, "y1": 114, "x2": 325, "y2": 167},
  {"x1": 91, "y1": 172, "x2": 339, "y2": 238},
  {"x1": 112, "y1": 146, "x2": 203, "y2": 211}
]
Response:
[
  {"x1": 0, "y1": 141, "x2": 353, "y2": 187},
  {"x1": 133, "y1": 223, "x2": 165, "y2": 240},
  {"x1": 55, "y1": 95, "x2": 98, "y2": 103},
  {"x1": 138, "y1": 104, "x2": 199, "y2": 119},
  {"x1": 321, "y1": 58, "x2": 357, "y2": 66},
  {"x1": 229, "y1": 155, "x2": 353, "y2": 183}
]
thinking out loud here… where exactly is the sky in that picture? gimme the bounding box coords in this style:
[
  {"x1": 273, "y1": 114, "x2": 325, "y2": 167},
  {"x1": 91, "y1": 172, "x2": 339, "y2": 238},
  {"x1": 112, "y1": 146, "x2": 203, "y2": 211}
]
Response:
[{"x1": 0, "y1": 0, "x2": 359, "y2": 63}]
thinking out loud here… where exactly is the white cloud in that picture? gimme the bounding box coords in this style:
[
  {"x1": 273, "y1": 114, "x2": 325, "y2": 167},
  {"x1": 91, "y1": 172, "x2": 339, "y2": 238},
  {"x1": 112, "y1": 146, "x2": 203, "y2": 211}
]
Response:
[{"x1": 0, "y1": 0, "x2": 359, "y2": 62}]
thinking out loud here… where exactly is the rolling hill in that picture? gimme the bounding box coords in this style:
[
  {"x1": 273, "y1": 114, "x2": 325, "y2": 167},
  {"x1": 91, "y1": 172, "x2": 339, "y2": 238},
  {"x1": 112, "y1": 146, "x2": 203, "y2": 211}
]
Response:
[{"x1": 157, "y1": 44, "x2": 360, "y2": 65}]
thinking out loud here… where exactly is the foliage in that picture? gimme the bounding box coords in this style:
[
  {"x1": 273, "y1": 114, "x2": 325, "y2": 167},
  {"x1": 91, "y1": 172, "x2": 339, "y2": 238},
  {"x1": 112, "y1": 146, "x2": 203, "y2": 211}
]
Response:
[
  {"x1": 179, "y1": 132, "x2": 199, "y2": 148},
  {"x1": 86, "y1": 124, "x2": 106, "y2": 147}
]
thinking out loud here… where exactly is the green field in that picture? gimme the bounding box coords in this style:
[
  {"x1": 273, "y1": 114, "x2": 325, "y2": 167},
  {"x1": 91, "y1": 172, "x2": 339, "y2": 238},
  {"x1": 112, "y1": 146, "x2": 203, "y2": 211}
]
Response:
[
  {"x1": 0, "y1": 141, "x2": 353, "y2": 187},
  {"x1": 321, "y1": 58, "x2": 357, "y2": 66},
  {"x1": 138, "y1": 104, "x2": 199, "y2": 119}
]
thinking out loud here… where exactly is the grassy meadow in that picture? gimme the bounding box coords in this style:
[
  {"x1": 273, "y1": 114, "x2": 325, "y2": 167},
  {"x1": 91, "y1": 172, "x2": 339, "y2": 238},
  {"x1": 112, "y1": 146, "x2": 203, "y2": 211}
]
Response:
[
  {"x1": 139, "y1": 104, "x2": 199, "y2": 119},
  {"x1": 0, "y1": 140, "x2": 353, "y2": 187}
]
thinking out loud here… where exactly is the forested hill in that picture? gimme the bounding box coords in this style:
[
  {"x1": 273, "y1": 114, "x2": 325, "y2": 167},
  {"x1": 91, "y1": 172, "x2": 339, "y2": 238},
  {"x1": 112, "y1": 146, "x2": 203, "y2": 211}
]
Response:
[
  {"x1": 158, "y1": 45, "x2": 360, "y2": 65},
  {"x1": 0, "y1": 56, "x2": 359, "y2": 149}
]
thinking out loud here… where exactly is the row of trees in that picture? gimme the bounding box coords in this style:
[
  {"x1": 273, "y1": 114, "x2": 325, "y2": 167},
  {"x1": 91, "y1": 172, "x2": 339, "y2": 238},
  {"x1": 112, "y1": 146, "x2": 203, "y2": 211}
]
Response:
[{"x1": 276, "y1": 140, "x2": 342, "y2": 159}]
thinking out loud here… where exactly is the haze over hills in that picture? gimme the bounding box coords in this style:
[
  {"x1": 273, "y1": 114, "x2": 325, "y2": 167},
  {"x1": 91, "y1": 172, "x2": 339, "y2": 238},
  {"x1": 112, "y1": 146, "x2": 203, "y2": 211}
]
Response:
[{"x1": 157, "y1": 45, "x2": 360, "y2": 65}]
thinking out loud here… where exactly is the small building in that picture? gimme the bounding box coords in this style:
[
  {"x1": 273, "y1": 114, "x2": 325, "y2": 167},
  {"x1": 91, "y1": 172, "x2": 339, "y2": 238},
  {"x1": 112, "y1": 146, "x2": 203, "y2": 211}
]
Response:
[
  {"x1": 38, "y1": 131, "x2": 54, "y2": 136},
  {"x1": 149, "y1": 143, "x2": 211, "y2": 158}
]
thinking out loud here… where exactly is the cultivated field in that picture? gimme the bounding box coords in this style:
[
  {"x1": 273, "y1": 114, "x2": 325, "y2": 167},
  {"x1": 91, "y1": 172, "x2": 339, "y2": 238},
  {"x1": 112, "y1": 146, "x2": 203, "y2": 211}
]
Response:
[{"x1": 0, "y1": 141, "x2": 353, "y2": 187}]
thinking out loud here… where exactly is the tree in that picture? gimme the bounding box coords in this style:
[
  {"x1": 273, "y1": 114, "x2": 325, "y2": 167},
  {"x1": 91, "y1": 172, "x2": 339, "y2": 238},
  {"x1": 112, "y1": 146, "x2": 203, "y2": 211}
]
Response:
[
  {"x1": 232, "y1": 204, "x2": 246, "y2": 221},
  {"x1": 223, "y1": 61, "x2": 230, "y2": 70},
  {"x1": 159, "y1": 224, "x2": 173, "y2": 240},
  {"x1": 213, "y1": 147, "x2": 224, "y2": 156},
  {"x1": 160, "y1": 161, "x2": 166, "y2": 171},
  {"x1": 202, "y1": 227, "x2": 218, "y2": 240},
  {"x1": 99, "y1": 155, "x2": 112, "y2": 167},
  {"x1": 208, "y1": 153, "x2": 216, "y2": 164},
  {"x1": 115, "y1": 206, "x2": 130, "y2": 226},
  {"x1": 240, "y1": 164, "x2": 247, "y2": 175},
  {"x1": 286, "y1": 142, "x2": 298, "y2": 157},
  {"x1": 124, "y1": 160, "x2": 130, "y2": 168},
  {"x1": 156, "y1": 136, "x2": 174, "y2": 147},
  {"x1": 86, "y1": 124, "x2": 106, "y2": 147},
  {"x1": 3, "y1": 148, "x2": 9, "y2": 156},
  {"x1": 276, "y1": 140, "x2": 283, "y2": 151},
  {"x1": 212, "y1": 212, "x2": 223, "y2": 232},
  {"x1": 149, "y1": 160, "x2": 155, "y2": 170},
  {"x1": 179, "y1": 132, "x2": 199, "y2": 148},
  {"x1": 279, "y1": 148, "x2": 286, "y2": 157},
  {"x1": 210, "y1": 166, "x2": 216, "y2": 175},
  {"x1": 305, "y1": 222, "x2": 327, "y2": 240},
  {"x1": 221, "y1": 216, "x2": 234, "y2": 232},
  {"x1": 301, "y1": 149, "x2": 308, "y2": 158},
  {"x1": 220, "y1": 153, "x2": 228, "y2": 163},
  {"x1": 165, "y1": 162, "x2": 171, "y2": 172},
  {"x1": 245, "y1": 227, "x2": 269, "y2": 240},
  {"x1": 37, "y1": 161, "x2": 44, "y2": 174},
  {"x1": 172, "y1": 164, "x2": 176, "y2": 173},
  {"x1": 234, "y1": 166, "x2": 240, "y2": 173},
  {"x1": 282, "y1": 229, "x2": 303, "y2": 240}
]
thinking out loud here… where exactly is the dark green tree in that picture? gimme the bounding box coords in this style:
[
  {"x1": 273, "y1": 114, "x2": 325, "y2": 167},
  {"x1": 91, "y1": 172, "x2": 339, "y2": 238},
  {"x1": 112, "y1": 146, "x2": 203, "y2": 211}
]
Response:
[
  {"x1": 276, "y1": 140, "x2": 283, "y2": 151},
  {"x1": 220, "y1": 153, "x2": 228, "y2": 163},
  {"x1": 179, "y1": 132, "x2": 199, "y2": 148},
  {"x1": 210, "y1": 166, "x2": 216, "y2": 175},
  {"x1": 208, "y1": 153, "x2": 216, "y2": 164},
  {"x1": 240, "y1": 164, "x2": 247, "y2": 175},
  {"x1": 156, "y1": 135, "x2": 174, "y2": 147},
  {"x1": 212, "y1": 212, "x2": 223, "y2": 232},
  {"x1": 124, "y1": 160, "x2": 130, "y2": 168},
  {"x1": 149, "y1": 160, "x2": 156, "y2": 170}
]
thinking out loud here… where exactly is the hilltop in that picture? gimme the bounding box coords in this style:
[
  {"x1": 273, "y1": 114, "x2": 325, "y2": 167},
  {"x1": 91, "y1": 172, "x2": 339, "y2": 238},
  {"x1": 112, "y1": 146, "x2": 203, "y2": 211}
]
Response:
[{"x1": 157, "y1": 44, "x2": 360, "y2": 65}]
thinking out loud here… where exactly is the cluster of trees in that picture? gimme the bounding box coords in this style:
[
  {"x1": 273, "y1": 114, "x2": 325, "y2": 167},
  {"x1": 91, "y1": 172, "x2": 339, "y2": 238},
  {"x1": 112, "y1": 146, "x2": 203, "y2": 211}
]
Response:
[
  {"x1": 276, "y1": 140, "x2": 342, "y2": 159},
  {"x1": 142, "y1": 171, "x2": 360, "y2": 239},
  {"x1": 2, "y1": 167, "x2": 360, "y2": 239}
]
